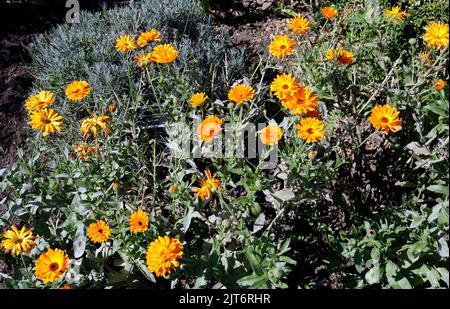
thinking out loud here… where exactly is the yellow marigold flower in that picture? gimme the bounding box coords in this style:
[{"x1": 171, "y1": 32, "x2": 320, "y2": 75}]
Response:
[
  {"x1": 296, "y1": 117, "x2": 325, "y2": 143},
  {"x1": 71, "y1": 141, "x2": 97, "y2": 160},
  {"x1": 282, "y1": 86, "x2": 319, "y2": 115},
  {"x1": 134, "y1": 52, "x2": 154, "y2": 68},
  {"x1": 146, "y1": 236, "x2": 183, "y2": 277},
  {"x1": 28, "y1": 108, "x2": 63, "y2": 137},
  {"x1": 192, "y1": 168, "x2": 221, "y2": 202},
  {"x1": 422, "y1": 22, "x2": 449, "y2": 50},
  {"x1": 326, "y1": 49, "x2": 336, "y2": 61},
  {"x1": 113, "y1": 182, "x2": 120, "y2": 190},
  {"x1": 129, "y1": 209, "x2": 149, "y2": 234},
  {"x1": 87, "y1": 220, "x2": 111, "y2": 243},
  {"x1": 197, "y1": 115, "x2": 222, "y2": 142},
  {"x1": 34, "y1": 248, "x2": 69, "y2": 284},
  {"x1": 137, "y1": 29, "x2": 161, "y2": 47},
  {"x1": 385, "y1": 6, "x2": 407, "y2": 22},
  {"x1": 0, "y1": 226, "x2": 37, "y2": 256},
  {"x1": 190, "y1": 92, "x2": 208, "y2": 107},
  {"x1": 108, "y1": 103, "x2": 117, "y2": 112},
  {"x1": 288, "y1": 16, "x2": 310, "y2": 36},
  {"x1": 322, "y1": 7, "x2": 338, "y2": 20},
  {"x1": 228, "y1": 84, "x2": 255, "y2": 105},
  {"x1": 433, "y1": 79, "x2": 446, "y2": 91},
  {"x1": 169, "y1": 185, "x2": 177, "y2": 192},
  {"x1": 25, "y1": 90, "x2": 55, "y2": 113},
  {"x1": 260, "y1": 124, "x2": 283, "y2": 146},
  {"x1": 115, "y1": 35, "x2": 137, "y2": 53},
  {"x1": 150, "y1": 44, "x2": 179, "y2": 64},
  {"x1": 270, "y1": 73, "x2": 300, "y2": 100},
  {"x1": 80, "y1": 111, "x2": 111, "y2": 140},
  {"x1": 269, "y1": 35, "x2": 296, "y2": 59},
  {"x1": 65, "y1": 80, "x2": 91, "y2": 101},
  {"x1": 368, "y1": 104, "x2": 402, "y2": 134}
]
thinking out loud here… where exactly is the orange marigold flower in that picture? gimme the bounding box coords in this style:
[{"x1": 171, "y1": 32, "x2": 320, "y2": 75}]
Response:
[
  {"x1": 385, "y1": 6, "x2": 407, "y2": 22},
  {"x1": 228, "y1": 84, "x2": 255, "y2": 105},
  {"x1": 87, "y1": 220, "x2": 111, "y2": 243},
  {"x1": 422, "y1": 22, "x2": 449, "y2": 50},
  {"x1": 322, "y1": 7, "x2": 338, "y2": 20},
  {"x1": 80, "y1": 111, "x2": 111, "y2": 140},
  {"x1": 281, "y1": 86, "x2": 319, "y2": 115},
  {"x1": 129, "y1": 209, "x2": 149, "y2": 234},
  {"x1": 115, "y1": 35, "x2": 137, "y2": 53},
  {"x1": 146, "y1": 236, "x2": 183, "y2": 277},
  {"x1": 190, "y1": 92, "x2": 208, "y2": 107},
  {"x1": 137, "y1": 29, "x2": 161, "y2": 47},
  {"x1": 260, "y1": 124, "x2": 283, "y2": 146},
  {"x1": 108, "y1": 103, "x2": 117, "y2": 112},
  {"x1": 71, "y1": 141, "x2": 97, "y2": 160},
  {"x1": 368, "y1": 104, "x2": 402, "y2": 134},
  {"x1": 65, "y1": 80, "x2": 91, "y2": 101},
  {"x1": 150, "y1": 44, "x2": 179, "y2": 64},
  {"x1": 288, "y1": 16, "x2": 310, "y2": 36},
  {"x1": 433, "y1": 79, "x2": 446, "y2": 91},
  {"x1": 28, "y1": 108, "x2": 63, "y2": 137},
  {"x1": 270, "y1": 73, "x2": 300, "y2": 100},
  {"x1": 134, "y1": 52, "x2": 154, "y2": 68},
  {"x1": 197, "y1": 115, "x2": 222, "y2": 142},
  {"x1": 269, "y1": 35, "x2": 296, "y2": 59},
  {"x1": 112, "y1": 182, "x2": 120, "y2": 190},
  {"x1": 0, "y1": 226, "x2": 37, "y2": 256},
  {"x1": 169, "y1": 185, "x2": 177, "y2": 192},
  {"x1": 326, "y1": 48, "x2": 354, "y2": 64},
  {"x1": 296, "y1": 117, "x2": 325, "y2": 143},
  {"x1": 419, "y1": 50, "x2": 433, "y2": 64},
  {"x1": 192, "y1": 169, "x2": 221, "y2": 202},
  {"x1": 25, "y1": 90, "x2": 55, "y2": 113},
  {"x1": 34, "y1": 248, "x2": 69, "y2": 284}
]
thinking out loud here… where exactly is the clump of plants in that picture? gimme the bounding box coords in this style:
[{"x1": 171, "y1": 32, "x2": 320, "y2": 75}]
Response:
[{"x1": 0, "y1": 0, "x2": 448, "y2": 289}]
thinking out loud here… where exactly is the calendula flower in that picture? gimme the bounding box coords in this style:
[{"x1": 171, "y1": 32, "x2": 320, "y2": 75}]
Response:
[
  {"x1": 192, "y1": 169, "x2": 221, "y2": 202},
  {"x1": 71, "y1": 141, "x2": 97, "y2": 160},
  {"x1": 115, "y1": 35, "x2": 138, "y2": 53},
  {"x1": 137, "y1": 29, "x2": 161, "y2": 47},
  {"x1": 281, "y1": 86, "x2": 319, "y2": 115},
  {"x1": 28, "y1": 108, "x2": 63, "y2": 137},
  {"x1": 322, "y1": 7, "x2": 338, "y2": 20},
  {"x1": 87, "y1": 220, "x2": 110, "y2": 243},
  {"x1": 270, "y1": 73, "x2": 300, "y2": 100},
  {"x1": 368, "y1": 104, "x2": 402, "y2": 134},
  {"x1": 288, "y1": 16, "x2": 310, "y2": 36},
  {"x1": 0, "y1": 226, "x2": 37, "y2": 256},
  {"x1": 169, "y1": 185, "x2": 177, "y2": 192},
  {"x1": 197, "y1": 115, "x2": 222, "y2": 142},
  {"x1": 228, "y1": 84, "x2": 255, "y2": 105},
  {"x1": 65, "y1": 80, "x2": 91, "y2": 101},
  {"x1": 129, "y1": 209, "x2": 149, "y2": 234},
  {"x1": 25, "y1": 91, "x2": 55, "y2": 113},
  {"x1": 326, "y1": 48, "x2": 354, "y2": 64},
  {"x1": 419, "y1": 50, "x2": 433, "y2": 64},
  {"x1": 150, "y1": 44, "x2": 179, "y2": 64},
  {"x1": 269, "y1": 35, "x2": 296, "y2": 58},
  {"x1": 422, "y1": 22, "x2": 449, "y2": 50},
  {"x1": 385, "y1": 6, "x2": 407, "y2": 22},
  {"x1": 135, "y1": 52, "x2": 154, "y2": 68},
  {"x1": 146, "y1": 236, "x2": 183, "y2": 277},
  {"x1": 108, "y1": 103, "x2": 117, "y2": 112},
  {"x1": 113, "y1": 183, "x2": 120, "y2": 190},
  {"x1": 260, "y1": 124, "x2": 283, "y2": 146},
  {"x1": 80, "y1": 111, "x2": 111, "y2": 140},
  {"x1": 34, "y1": 248, "x2": 69, "y2": 284},
  {"x1": 190, "y1": 92, "x2": 208, "y2": 107},
  {"x1": 433, "y1": 79, "x2": 446, "y2": 91},
  {"x1": 296, "y1": 117, "x2": 325, "y2": 143}
]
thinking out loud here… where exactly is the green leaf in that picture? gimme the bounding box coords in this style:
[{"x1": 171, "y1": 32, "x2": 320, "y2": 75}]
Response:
[
  {"x1": 426, "y1": 185, "x2": 449, "y2": 196},
  {"x1": 365, "y1": 263, "x2": 381, "y2": 285}
]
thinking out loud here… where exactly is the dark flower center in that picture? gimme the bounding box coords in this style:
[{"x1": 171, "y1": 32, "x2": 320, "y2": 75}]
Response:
[
  {"x1": 138, "y1": 221, "x2": 142, "y2": 226},
  {"x1": 42, "y1": 118, "x2": 52, "y2": 124},
  {"x1": 49, "y1": 263, "x2": 59, "y2": 272},
  {"x1": 98, "y1": 229, "x2": 103, "y2": 234},
  {"x1": 282, "y1": 84, "x2": 289, "y2": 89},
  {"x1": 15, "y1": 237, "x2": 23, "y2": 244},
  {"x1": 280, "y1": 45, "x2": 286, "y2": 50},
  {"x1": 381, "y1": 117, "x2": 389, "y2": 123},
  {"x1": 306, "y1": 128, "x2": 314, "y2": 134}
]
